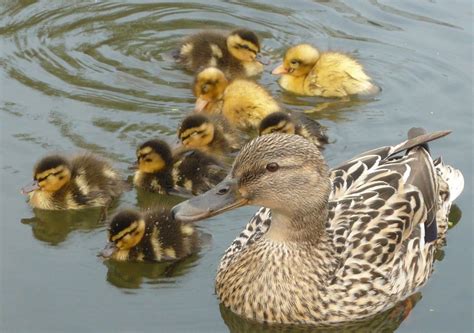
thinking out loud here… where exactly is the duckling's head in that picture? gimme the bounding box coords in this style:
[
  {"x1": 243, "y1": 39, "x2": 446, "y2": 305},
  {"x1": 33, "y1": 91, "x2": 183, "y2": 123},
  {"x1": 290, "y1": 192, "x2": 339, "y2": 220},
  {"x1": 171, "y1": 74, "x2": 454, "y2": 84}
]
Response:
[
  {"x1": 193, "y1": 67, "x2": 228, "y2": 112},
  {"x1": 136, "y1": 140, "x2": 173, "y2": 174},
  {"x1": 22, "y1": 155, "x2": 72, "y2": 194},
  {"x1": 102, "y1": 210, "x2": 146, "y2": 257},
  {"x1": 173, "y1": 134, "x2": 331, "y2": 223},
  {"x1": 178, "y1": 114, "x2": 215, "y2": 149},
  {"x1": 227, "y1": 29, "x2": 261, "y2": 63},
  {"x1": 272, "y1": 44, "x2": 320, "y2": 77},
  {"x1": 259, "y1": 112, "x2": 296, "y2": 136}
]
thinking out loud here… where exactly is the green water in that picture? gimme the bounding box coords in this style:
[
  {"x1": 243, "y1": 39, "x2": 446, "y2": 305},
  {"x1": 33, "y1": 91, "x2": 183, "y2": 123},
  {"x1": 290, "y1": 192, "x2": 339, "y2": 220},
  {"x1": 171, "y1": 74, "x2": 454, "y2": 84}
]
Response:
[{"x1": 0, "y1": 1, "x2": 472, "y2": 332}]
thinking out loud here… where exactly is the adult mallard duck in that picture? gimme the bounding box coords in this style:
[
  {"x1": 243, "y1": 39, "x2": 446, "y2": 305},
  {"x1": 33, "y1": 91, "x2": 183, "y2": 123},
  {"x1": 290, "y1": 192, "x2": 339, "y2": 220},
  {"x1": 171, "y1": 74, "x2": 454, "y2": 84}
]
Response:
[
  {"x1": 134, "y1": 139, "x2": 227, "y2": 195},
  {"x1": 272, "y1": 44, "x2": 380, "y2": 97},
  {"x1": 22, "y1": 154, "x2": 125, "y2": 210},
  {"x1": 176, "y1": 29, "x2": 265, "y2": 79},
  {"x1": 193, "y1": 67, "x2": 280, "y2": 130},
  {"x1": 178, "y1": 113, "x2": 243, "y2": 156},
  {"x1": 100, "y1": 208, "x2": 198, "y2": 262},
  {"x1": 172, "y1": 129, "x2": 464, "y2": 325},
  {"x1": 258, "y1": 111, "x2": 329, "y2": 149}
]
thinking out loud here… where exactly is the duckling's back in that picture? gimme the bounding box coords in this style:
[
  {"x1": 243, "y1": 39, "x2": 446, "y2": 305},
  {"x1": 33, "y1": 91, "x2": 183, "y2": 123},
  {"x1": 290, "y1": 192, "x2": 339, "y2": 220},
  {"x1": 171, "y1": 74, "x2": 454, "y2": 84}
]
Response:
[
  {"x1": 70, "y1": 154, "x2": 125, "y2": 206},
  {"x1": 308, "y1": 52, "x2": 379, "y2": 97},
  {"x1": 223, "y1": 80, "x2": 280, "y2": 129}
]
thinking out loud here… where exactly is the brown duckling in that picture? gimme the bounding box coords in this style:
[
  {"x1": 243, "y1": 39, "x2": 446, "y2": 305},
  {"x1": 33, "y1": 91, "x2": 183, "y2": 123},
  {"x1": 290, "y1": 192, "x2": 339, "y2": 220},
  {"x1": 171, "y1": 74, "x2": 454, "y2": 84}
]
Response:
[
  {"x1": 134, "y1": 139, "x2": 227, "y2": 195},
  {"x1": 22, "y1": 154, "x2": 125, "y2": 210},
  {"x1": 272, "y1": 44, "x2": 380, "y2": 97},
  {"x1": 258, "y1": 111, "x2": 329, "y2": 148},
  {"x1": 176, "y1": 29, "x2": 265, "y2": 79},
  {"x1": 100, "y1": 208, "x2": 198, "y2": 262},
  {"x1": 194, "y1": 67, "x2": 280, "y2": 130},
  {"x1": 178, "y1": 114, "x2": 242, "y2": 156}
]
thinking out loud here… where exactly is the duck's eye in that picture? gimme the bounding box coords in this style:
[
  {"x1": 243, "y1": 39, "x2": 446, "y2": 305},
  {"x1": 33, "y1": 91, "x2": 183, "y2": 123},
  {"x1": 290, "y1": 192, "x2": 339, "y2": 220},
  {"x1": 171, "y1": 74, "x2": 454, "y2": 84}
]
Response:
[
  {"x1": 240, "y1": 44, "x2": 250, "y2": 50},
  {"x1": 290, "y1": 59, "x2": 299, "y2": 66},
  {"x1": 145, "y1": 158, "x2": 152, "y2": 162},
  {"x1": 266, "y1": 162, "x2": 279, "y2": 172}
]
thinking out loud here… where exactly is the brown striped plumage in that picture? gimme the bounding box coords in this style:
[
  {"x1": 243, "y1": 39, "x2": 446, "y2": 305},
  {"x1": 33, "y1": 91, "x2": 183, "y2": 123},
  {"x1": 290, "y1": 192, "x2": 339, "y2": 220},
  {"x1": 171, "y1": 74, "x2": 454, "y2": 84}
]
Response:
[{"x1": 173, "y1": 130, "x2": 464, "y2": 325}]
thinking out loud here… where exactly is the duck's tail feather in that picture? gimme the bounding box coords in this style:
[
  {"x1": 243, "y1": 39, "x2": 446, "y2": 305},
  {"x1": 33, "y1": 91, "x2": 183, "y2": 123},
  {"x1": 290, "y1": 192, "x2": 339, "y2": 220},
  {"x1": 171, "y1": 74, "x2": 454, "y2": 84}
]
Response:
[{"x1": 391, "y1": 128, "x2": 451, "y2": 157}]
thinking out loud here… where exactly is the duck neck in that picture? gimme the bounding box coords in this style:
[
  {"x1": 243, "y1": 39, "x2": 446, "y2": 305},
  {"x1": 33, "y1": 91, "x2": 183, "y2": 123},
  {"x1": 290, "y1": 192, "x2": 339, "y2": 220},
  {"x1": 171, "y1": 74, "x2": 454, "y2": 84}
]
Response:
[{"x1": 264, "y1": 205, "x2": 329, "y2": 245}]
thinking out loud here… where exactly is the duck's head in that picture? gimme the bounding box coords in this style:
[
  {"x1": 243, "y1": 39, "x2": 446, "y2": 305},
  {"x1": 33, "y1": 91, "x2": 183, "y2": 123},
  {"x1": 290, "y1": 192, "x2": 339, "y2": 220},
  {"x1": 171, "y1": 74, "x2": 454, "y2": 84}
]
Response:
[
  {"x1": 172, "y1": 134, "x2": 331, "y2": 224},
  {"x1": 136, "y1": 140, "x2": 173, "y2": 174},
  {"x1": 227, "y1": 29, "x2": 261, "y2": 63},
  {"x1": 178, "y1": 114, "x2": 215, "y2": 149},
  {"x1": 100, "y1": 210, "x2": 146, "y2": 258},
  {"x1": 272, "y1": 44, "x2": 320, "y2": 77},
  {"x1": 193, "y1": 67, "x2": 228, "y2": 112},
  {"x1": 259, "y1": 112, "x2": 296, "y2": 136},
  {"x1": 22, "y1": 155, "x2": 72, "y2": 195}
]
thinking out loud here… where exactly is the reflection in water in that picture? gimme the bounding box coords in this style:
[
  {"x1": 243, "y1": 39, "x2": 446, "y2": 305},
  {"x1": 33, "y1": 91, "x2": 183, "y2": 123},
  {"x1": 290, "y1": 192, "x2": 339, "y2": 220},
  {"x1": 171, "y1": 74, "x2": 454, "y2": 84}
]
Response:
[
  {"x1": 103, "y1": 254, "x2": 200, "y2": 289},
  {"x1": 221, "y1": 292, "x2": 422, "y2": 333},
  {"x1": 135, "y1": 187, "x2": 185, "y2": 210},
  {"x1": 21, "y1": 207, "x2": 104, "y2": 246}
]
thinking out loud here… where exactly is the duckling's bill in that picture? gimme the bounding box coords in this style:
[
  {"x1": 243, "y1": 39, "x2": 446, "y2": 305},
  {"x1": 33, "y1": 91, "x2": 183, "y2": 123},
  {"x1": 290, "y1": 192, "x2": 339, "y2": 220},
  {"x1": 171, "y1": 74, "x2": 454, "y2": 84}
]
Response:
[
  {"x1": 21, "y1": 180, "x2": 40, "y2": 194},
  {"x1": 194, "y1": 97, "x2": 209, "y2": 113},
  {"x1": 271, "y1": 63, "x2": 287, "y2": 75},
  {"x1": 172, "y1": 178, "x2": 247, "y2": 222},
  {"x1": 99, "y1": 242, "x2": 117, "y2": 258}
]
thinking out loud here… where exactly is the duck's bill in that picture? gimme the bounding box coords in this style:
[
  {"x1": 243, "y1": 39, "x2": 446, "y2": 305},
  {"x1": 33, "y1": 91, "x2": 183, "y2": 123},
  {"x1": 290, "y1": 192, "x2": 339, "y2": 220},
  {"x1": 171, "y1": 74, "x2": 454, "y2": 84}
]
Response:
[
  {"x1": 99, "y1": 242, "x2": 117, "y2": 258},
  {"x1": 271, "y1": 63, "x2": 288, "y2": 75},
  {"x1": 172, "y1": 178, "x2": 247, "y2": 223},
  {"x1": 256, "y1": 53, "x2": 270, "y2": 66},
  {"x1": 194, "y1": 97, "x2": 209, "y2": 113},
  {"x1": 21, "y1": 181, "x2": 39, "y2": 195}
]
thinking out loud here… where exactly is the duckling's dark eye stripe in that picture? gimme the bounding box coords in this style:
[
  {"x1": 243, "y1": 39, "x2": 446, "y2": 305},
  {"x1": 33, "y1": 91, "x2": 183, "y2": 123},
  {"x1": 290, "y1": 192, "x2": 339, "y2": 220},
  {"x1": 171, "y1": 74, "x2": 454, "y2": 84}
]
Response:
[
  {"x1": 181, "y1": 130, "x2": 206, "y2": 141},
  {"x1": 238, "y1": 44, "x2": 257, "y2": 54},
  {"x1": 36, "y1": 170, "x2": 63, "y2": 182},
  {"x1": 111, "y1": 226, "x2": 138, "y2": 242}
]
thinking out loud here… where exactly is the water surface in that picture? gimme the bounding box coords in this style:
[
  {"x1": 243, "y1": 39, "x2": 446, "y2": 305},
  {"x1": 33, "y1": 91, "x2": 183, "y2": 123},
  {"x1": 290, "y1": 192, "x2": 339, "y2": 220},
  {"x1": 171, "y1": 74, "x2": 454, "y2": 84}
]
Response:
[{"x1": 1, "y1": 1, "x2": 472, "y2": 332}]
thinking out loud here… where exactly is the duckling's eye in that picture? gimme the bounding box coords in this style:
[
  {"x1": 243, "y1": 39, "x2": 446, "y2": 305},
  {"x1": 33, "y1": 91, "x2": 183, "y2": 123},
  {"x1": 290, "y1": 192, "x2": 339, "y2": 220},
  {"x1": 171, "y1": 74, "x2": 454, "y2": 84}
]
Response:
[
  {"x1": 266, "y1": 162, "x2": 279, "y2": 172},
  {"x1": 201, "y1": 84, "x2": 209, "y2": 93},
  {"x1": 145, "y1": 158, "x2": 152, "y2": 162},
  {"x1": 290, "y1": 59, "x2": 300, "y2": 66},
  {"x1": 239, "y1": 44, "x2": 250, "y2": 50}
]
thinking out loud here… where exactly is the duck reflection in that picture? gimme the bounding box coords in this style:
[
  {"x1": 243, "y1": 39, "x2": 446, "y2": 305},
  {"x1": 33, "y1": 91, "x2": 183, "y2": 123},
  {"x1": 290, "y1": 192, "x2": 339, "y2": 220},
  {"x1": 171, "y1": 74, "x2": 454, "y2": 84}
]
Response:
[
  {"x1": 221, "y1": 292, "x2": 422, "y2": 333},
  {"x1": 21, "y1": 207, "x2": 105, "y2": 246},
  {"x1": 103, "y1": 254, "x2": 201, "y2": 289}
]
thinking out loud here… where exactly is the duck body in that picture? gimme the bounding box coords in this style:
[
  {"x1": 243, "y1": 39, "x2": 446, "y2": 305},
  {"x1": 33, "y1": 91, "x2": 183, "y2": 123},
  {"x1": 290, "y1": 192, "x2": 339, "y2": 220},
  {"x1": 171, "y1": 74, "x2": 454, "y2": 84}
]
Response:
[
  {"x1": 101, "y1": 209, "x2": 198, "y2": 262},
  {"x1": 177, "y1": 29, "x2": 264, "y2": 79},
  {"x1": 259, "y1": 111, "x2": 329, "y2": 148},
  {"x1": 23, "y1": 154, "x2": 125, "y2": 210},
  {"x1": 194, "y1": 67, "x2": 280, "y2": 130},
  {"x1": 178, "y1": 114, "x2": 243, "y2": 156},
  {"x1": 134, "y1": 139, "x2": 227, "y2": 195},
  {"x1": 173, "y1": 130, "x2": 464, "y2": 325},
  {"x1": 273, "y1": 44, "x2": 380, "y2": 97}
]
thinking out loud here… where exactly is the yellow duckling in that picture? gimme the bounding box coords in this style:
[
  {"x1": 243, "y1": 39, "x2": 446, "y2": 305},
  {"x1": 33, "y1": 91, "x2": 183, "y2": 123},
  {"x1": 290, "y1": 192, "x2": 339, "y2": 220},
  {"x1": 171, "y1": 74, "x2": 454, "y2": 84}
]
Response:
[
  {"x1": 258, "y1": 111, "x2": 329, "y2": 149},
  {"x1": 272, "y1": 44, "x2": 380, "y2": 97},
  {"x1": 22, "y1": 154, "x2": 125, "y2": 210},
  {"x1": 178, "y1": 114, "x2": 242, "y2": 156},
  {"x1": 134, "y1": 139, "x2": 227, "y2": 195},
  {"x1": 176, "y1": 29, "x2": 265, "y2": 79},
  {"x1": 194, "y1": 67, "x2": 280, "y2": 130},
  {"x1": 100, "y1": 208, "x2": 198, "y2": 262}
]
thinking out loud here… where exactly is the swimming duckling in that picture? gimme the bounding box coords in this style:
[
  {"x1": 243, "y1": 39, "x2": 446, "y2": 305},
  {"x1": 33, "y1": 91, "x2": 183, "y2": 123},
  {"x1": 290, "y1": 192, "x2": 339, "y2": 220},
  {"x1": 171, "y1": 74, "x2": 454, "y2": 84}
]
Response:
[
  {"x1": 258, "y1": 111, "x2": 329, "y2": 149},
  {"x1": 100, "y1": 208, "x2": 198, "y2": 262},
  {"x1": 272, "y1": 44, "x2": 380, "y2": 97},
  {"x1": 194, "y1": 67, "x2": 280, "y2": 130},
  {"x1": 178, "y1": 114, "x2": 242, "y2": 156},
  {"x1": 134, "y1": 139, "x2": 227, "y2": 195},
  {"x1": 176, "y1": 29, "x2": 265, "y2": 79},
  {"x1": 22, "y1": 154, "x2": 125, "y2": 210}
]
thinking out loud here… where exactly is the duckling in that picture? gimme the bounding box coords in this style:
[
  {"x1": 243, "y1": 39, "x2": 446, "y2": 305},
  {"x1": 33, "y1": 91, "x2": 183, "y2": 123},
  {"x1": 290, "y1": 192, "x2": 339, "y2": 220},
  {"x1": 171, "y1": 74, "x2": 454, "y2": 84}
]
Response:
[
  {"x1": 194, "y1": 67, "x2": 280, "y2": 130},
  {"x1": 22, "y1": 154, "x2": 125, "y2": 210},
  {"x1": 134, "y1": 139, "x2": 227, "y2": 195},
  {"x1": 176, "y1": 29, "x2": 265, "y2": 79},
  {"x1": 272, "y1": 44, "x2": 380, "y2": 97},
  {"x1": 258, "y1": 111, "x2": 329, "y2": 148},
  {"x1": 100, "y1": 208, "x2": 198, "y2": 262},
  {"x1": 178, "y1": 114, "x2": 242, "y2": 156}
]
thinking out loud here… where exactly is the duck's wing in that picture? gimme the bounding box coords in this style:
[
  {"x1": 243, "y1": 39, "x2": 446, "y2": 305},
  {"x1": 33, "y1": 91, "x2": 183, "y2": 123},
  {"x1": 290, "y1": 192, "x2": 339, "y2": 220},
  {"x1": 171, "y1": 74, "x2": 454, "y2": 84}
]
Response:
[
  {"x1": 218, "y1": 207, "x2": 271, "y2": 271},
  {"x1": 327, "y1": 129, "x2": 451, "y2": 267}
]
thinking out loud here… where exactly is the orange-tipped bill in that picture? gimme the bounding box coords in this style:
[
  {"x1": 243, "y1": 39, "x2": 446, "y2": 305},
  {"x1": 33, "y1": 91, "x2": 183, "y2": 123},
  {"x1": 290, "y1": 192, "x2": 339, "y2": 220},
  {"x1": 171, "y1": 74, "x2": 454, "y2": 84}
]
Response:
[
  {"x1": 271, "y1": 63, "x2": 288, "y2": 75},
  {"x1": 21, "y1": 180, "x2": 39, "y2": 195},
  {"x1": 194, "y1": 97, "x2": 209, "y2": 113}
]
